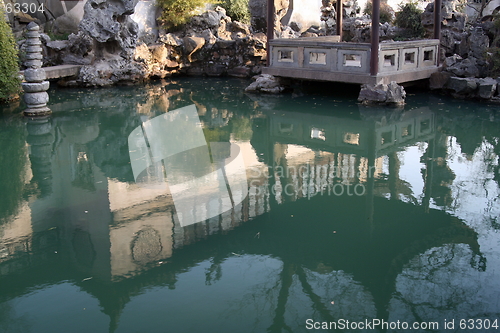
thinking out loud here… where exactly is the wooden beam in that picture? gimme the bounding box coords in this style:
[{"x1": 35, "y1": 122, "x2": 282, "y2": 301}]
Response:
[
  {"x1": 370, "y1": 0, "x2": 380, "y2": 76},
  {"x1": 267, "y1": 0, "x2": 275, "y2": 66},
  {"x1": 336, "y1": 0, "x2": 343, "y2": 39},
  {"x1": 434, "y1": 0, "x2": 442, "y2": 65}
]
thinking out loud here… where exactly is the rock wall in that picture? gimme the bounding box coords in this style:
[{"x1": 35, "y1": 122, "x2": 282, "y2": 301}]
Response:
[
  {"x1": 47, "y1": 7, "x2": 267, "y2": 86},
  {"x1": 137, "y1": 7, "x2": 266, "y2": 79}
]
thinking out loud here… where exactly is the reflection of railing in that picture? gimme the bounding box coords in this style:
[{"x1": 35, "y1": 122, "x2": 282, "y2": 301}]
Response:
[
  {"x1": 269, "y1": 108, "x2": 435, "y2": 157},
  {"x1": 264, "y1": 38, "x2": 440, "y2": 84}
]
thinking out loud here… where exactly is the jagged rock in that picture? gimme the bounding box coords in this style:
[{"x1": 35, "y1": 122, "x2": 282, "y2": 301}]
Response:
[
  {"x1": 200, "y1": 29, "x2": 217, "y2": 46},
  {"x1": 469, "y1": 27, "x2": 489, "y2": 59},
  {"x1": 190, "y1": 9, "x2": 225, "y2": 29},
  {"x1": 229, "y1": 21, "x2": 251, "y2": 35},
  {"x1": 477, "y1": 77, "x2": 497, "y2": 99},
  {"x1": 289, "y1": 21, "x2": 303, "y2": 32},
  {"x1": 281, "y1": 26, "x2": 301, "y2": 38},
  {"x1": 444, "y1": 54, "x2": 462, "y2": 68},
  {"x1": 445, "y1": 57, "x2": 480, "y2": 77},
  {"x1": 134, "y1": 43, "x2": 152, "y2": 63},
  {"x1": 249, "y1": 0, "x2": 289, "y2": 35},
  {"x1": 447, "y1": 77, "x2": 478, "y2": 94},
  {"x1": 301, "y1": 32, "x2": 319, "y2": 37},
  {"x1": 150, "y1": 44, "x2": 169, "y2": 65},
  {"x1": 159, "y1": 33, "x2": 183, "y2": 47},
  {"x1": 46, "y1": 40, "x2": 68, "y2": 52},
  {"x1": 429, "y1": 71, "x2": 452, "y2": 90},
  {"x1": 79, "y1": 0, "x2": 139, "y2": 59},
  {"x1": 67, "y1": 32, "x2": 93, "y2": 57},
  {"x1": 245, "y1": 74, "x2": 286, "y2": 94},
  {"x1": 61, "y1": 54, "x2": 92, "y2": 65},
  {"x1": 228, "y1": 66, "x2": 250, "y2": 78},
  {"x1": 78, "y1": 60, "x2": 145, "y2": 87},
  {"x1": 249, "y1": 0, "x2": 267, "y2": 32},
  {"x1": 183, "y1": 37, "x2": 205, "y2": 62},
  {"x1": 422, "y1": 1, "x2": 466, "y2": 59},
  {"x1": 358, "y1": 81, "x2": 406, "y2": 105}
]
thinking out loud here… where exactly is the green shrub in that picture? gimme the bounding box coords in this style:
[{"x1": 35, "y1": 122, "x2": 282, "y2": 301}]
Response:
[
  {"x1": 219, "y1": 0, "x2": 250, "y2": 23},
  {"x1": 157, "y1": 0, "x2": 217, "y2": 30},
  {"x1": 0, "y1": 9, "x2": 21, "y2": 102},
  {"x1": 394, "y1": 2, "x2": 424, "y2": 38},
  {"x1": 364, "y1": 1, "x2": 395, "y2": 24}
]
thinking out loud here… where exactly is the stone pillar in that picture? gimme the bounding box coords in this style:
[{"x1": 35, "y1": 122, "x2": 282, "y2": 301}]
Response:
[{"x1": 22, "y1": 22, "x2": 51, "y2": 117}]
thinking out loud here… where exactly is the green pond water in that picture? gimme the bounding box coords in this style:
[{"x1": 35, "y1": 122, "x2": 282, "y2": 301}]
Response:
[{"x1": 1, "y1": 78, "x2": 500, "y2": 333}]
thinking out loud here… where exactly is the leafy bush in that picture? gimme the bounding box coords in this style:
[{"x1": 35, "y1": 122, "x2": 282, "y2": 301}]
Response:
[
  {"x1": 157, "y1": 0, "x2": 217, "y2": 29},
  {"x1": 364, "y1": 1, "x2": 395, "y2": 24},
  {"x1": 394, "y1": 2, "x2": 424, "y2": 38},
  {"x1": 219, "y1": 0, "x2": 250, "y2": 23},
  {"x1": 0, "y1": 9, "x2": 21, "y2": 102}
]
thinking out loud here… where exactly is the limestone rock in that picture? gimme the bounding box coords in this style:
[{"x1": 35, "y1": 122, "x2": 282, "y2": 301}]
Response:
[
  {"x1": 429, "y1": 71, "x2": 452, "y2": 90},
  {"x1": 467, "y1": 27, "x2": 489, "y2": 60},
  {"x1": 445, "y1": 57, "x2": 480, "y2": 78},
  {"x1": 228, "y1": 66, "x2": 250, "y2": 78},
  {"x1": 183, "y1": 37, "x2": 205, "y2": 62},
  {"x1": 46, "y1": 40, "x2": 68, "y2": 52},
  {"x1": 358, "y1": 81, "x2": 406, "y2": 106},
  {"x1": 447, "y1": 77, "x2": 478, "y2": 94},
  {"x1": 289, "y1": 21, "x2": 303, "y2": 32},
  {"x1": 78, "y1": 60, "x2": 145, "y2": 87},
  {"x1": 79, "y1": 0, "x2": 139, "y2": 59},
  {"x1": 444, "y1": 54, "x2": 462, "y2": 68},
  {"x1": 245, "y1": 74, "x2": 285, "y2": 94},
  {"x1": 477, "y1": 77, "x2": 497, "y2": 99}
]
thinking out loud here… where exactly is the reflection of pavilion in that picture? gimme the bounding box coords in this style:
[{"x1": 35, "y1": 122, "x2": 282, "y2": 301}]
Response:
[{"x1": 0, "y1": 105, "x2": 485, "y2": 331}]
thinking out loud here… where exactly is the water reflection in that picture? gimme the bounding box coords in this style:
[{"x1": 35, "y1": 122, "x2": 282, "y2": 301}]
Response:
[{"x1": 1, "y1": 80, "x2": 499, "y2": 332}]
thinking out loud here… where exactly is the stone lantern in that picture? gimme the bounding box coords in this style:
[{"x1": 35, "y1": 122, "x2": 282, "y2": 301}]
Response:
[{"x1": 22, "y1": 22, "x2": 51, "y2": 117}]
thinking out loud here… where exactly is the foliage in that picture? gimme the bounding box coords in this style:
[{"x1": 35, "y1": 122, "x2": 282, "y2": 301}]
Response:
[
  {"x1": 0, "y1": 8, "x2": 21, "y2": 102},
  {"x1": 363, "y1": 0, "x2": 394, "y2": 24},
  {"x1": 157, "y1": 0, "x2": 217, "y2": 29},
  {"x1": 394, "y1": 2, "x2": 425, "y2": 38},
  {"x1": 219, "y1": 0, "x2": 250, "y2": 23}
]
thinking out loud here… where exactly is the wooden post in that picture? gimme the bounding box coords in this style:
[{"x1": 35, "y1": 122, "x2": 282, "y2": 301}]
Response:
[
  {"x1": 434, "y1": 0, "x2": 442, "y2": 65},
  {"x1": 266, "y1": 0, "x2": 275, "y2": 66},
  {"x1": 336, "y1": 0, "x2": 343, "y2": 39},
  {"x1": 370, "y1": 0, "x2": 380, "y2": 76}
]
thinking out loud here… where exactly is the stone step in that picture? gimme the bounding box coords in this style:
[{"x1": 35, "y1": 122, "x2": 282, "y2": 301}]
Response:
[{"x1": 20, "y1": 65, "x2": 82, "y2": 80}]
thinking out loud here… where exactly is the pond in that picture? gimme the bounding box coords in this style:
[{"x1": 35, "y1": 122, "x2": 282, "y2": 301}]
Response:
[{"x1": 1, "y1": 78, "x2": 500, "y2": 333}]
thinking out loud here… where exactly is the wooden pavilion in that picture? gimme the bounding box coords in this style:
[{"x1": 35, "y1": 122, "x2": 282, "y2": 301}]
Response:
[{"x1": 262, "y1": 0, "x2": 443, "y2": 85}]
